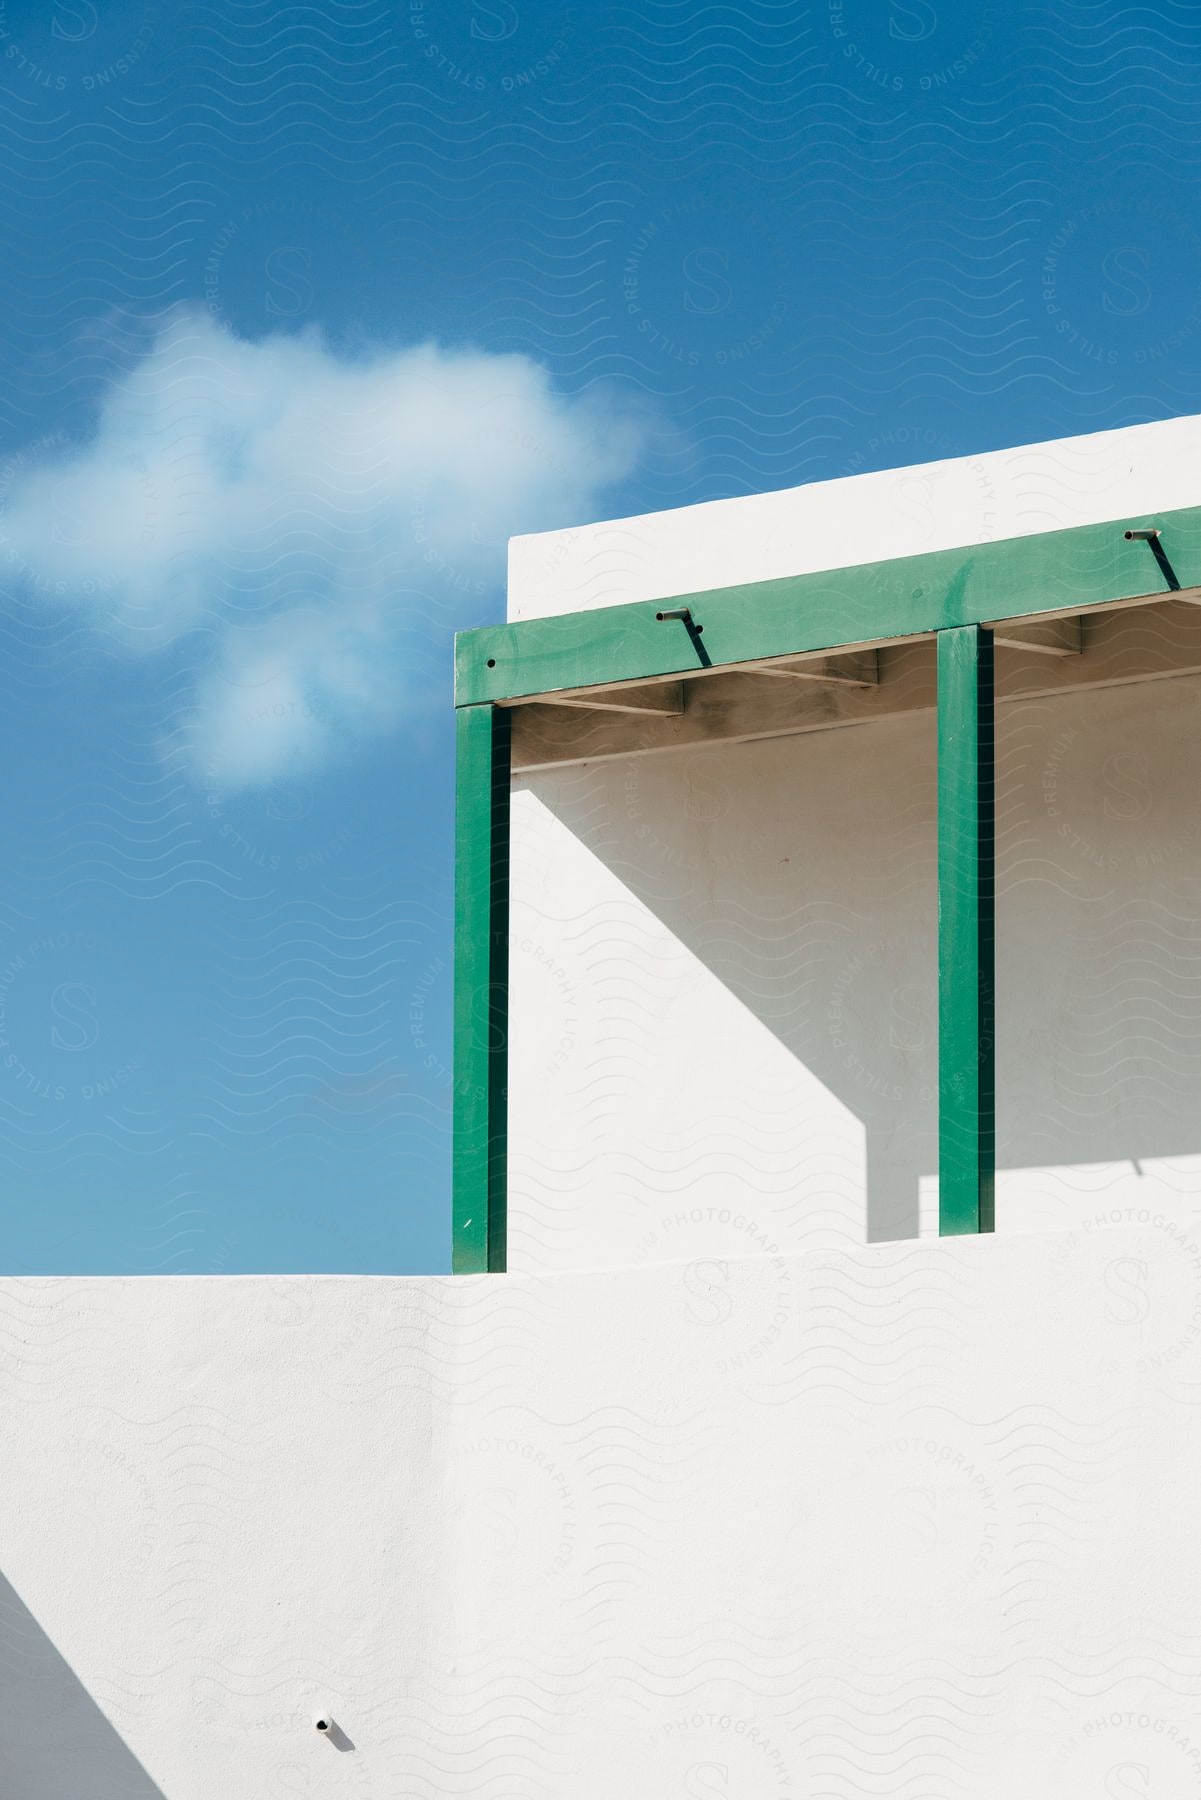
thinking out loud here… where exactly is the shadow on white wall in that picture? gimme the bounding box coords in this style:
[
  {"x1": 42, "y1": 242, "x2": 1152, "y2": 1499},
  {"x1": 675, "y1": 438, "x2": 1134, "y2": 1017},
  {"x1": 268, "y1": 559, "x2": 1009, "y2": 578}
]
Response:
[
  {"x1": 510, "y1": 669, "x2": 1201, "y2": 1258},
  {"x1": 0, "y1": 1570, "x2": 166, "y2": 1798}
]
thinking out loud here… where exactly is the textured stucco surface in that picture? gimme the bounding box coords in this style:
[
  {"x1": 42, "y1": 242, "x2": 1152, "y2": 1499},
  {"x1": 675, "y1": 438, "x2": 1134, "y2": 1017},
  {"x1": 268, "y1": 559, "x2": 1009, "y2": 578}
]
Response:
[
  {"x1": 3, "y1": 1226, "x2": 1200, "y2": 1796},
  {"x1": 508, "y1": 412, "x2": 1201, "y2": 620},
  {"x1": 509, "y1": 672, "x2": 1201, "y2": 1265}
]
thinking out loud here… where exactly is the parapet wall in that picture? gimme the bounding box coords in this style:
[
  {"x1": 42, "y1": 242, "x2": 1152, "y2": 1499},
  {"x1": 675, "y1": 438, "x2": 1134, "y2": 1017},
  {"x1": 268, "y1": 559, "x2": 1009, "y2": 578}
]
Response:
[{"x1": 4, "y1": 1220, "x2": 1200, "y2": 1796}]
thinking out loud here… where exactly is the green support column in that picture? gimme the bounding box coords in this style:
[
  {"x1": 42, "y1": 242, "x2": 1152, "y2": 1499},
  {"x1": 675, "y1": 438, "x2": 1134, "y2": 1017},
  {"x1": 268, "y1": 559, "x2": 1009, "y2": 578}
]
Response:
[
  {"x1": 452, "y1": 704, "x2": 511, "y2": 1272},
  {"x1": 937, "y1": 626, "x2": 996, "y2": 1234}
]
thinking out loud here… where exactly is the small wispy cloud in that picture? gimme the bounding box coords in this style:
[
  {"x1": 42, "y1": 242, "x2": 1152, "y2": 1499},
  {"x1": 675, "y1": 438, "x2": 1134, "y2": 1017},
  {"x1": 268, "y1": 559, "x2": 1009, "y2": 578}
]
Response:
[{"x1": 0, "y1": 309, "x2": 649, "y2": 787}]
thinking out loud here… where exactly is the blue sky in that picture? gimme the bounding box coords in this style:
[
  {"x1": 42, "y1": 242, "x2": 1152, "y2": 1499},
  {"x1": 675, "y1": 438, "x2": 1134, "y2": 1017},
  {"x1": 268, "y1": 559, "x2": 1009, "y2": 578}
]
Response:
[{"x1": 0, "y1": 0, "x2": 1198, "y2": 1272}]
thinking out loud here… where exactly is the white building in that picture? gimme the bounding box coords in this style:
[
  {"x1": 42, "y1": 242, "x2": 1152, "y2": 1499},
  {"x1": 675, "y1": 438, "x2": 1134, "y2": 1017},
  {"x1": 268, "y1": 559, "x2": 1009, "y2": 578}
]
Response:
[{"x1": 7, "y1": 416, "x2": 1201, "y2": 1797}]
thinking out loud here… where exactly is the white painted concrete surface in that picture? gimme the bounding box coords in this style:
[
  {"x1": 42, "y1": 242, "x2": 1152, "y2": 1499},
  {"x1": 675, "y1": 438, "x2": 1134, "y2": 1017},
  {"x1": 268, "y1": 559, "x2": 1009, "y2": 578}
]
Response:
[
  {"x1": 508, "y1": 671, "x2": 1201, "y2": 1266},
  {"x1": 508, "y1": 412, "x2": 1201, "y2": 619},
  {"x1": 5, "y1": 1227, "x2": 1201, "y2": 1796}
]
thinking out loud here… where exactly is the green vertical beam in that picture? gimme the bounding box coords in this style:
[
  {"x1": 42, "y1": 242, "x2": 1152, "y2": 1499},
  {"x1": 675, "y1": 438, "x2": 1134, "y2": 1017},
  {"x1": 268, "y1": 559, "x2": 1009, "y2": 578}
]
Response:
[
  {"x1": 453, "y1": 704, "x2": 511, "y2": 1272},
  {"x1": 937, "y1": 626, "x2": 996, "y2": 1235}
]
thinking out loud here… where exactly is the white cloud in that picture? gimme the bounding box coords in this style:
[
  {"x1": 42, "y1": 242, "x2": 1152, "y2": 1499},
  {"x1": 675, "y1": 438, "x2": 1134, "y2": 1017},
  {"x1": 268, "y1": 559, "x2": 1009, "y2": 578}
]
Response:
[{"x1": 0, "y1": 310, "x2": 649, "y2": 786}]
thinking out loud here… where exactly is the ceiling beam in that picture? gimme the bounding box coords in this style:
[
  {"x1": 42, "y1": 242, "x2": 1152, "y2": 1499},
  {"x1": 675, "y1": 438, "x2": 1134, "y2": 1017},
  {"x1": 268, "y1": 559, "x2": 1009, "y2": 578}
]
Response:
[
  {"x1": 987, "y1": 616, "x2": 1081, "y2": 656},
  {"x1": 512, "y1": 646, "x2": 930, "y2": 771},
  {"x1": 752, "y1": 650, "x2": 879, "y2": 687},
  {"x1": 510, "y1": 599, "x2": 1201, "y2": 772},
  {"x1": 525, "y1": 681, "x2": 684, "y2": 716}
]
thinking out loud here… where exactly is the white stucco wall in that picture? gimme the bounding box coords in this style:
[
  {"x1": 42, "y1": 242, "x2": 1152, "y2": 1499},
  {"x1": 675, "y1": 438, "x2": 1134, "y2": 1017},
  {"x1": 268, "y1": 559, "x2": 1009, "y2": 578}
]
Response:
[
  {"x1": 506, "y1": 417, "x2": 1201, "y2": 1273},
  {"x1": 508, "y1": 671, "x2": 1201, "y2": 1268},
  {"x1": 7, "y1": 1227, "x2": 1201, "y2": 1797},
  {"x1": 508, "y1": 412, "x2": 1201, "y2": 620}
]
